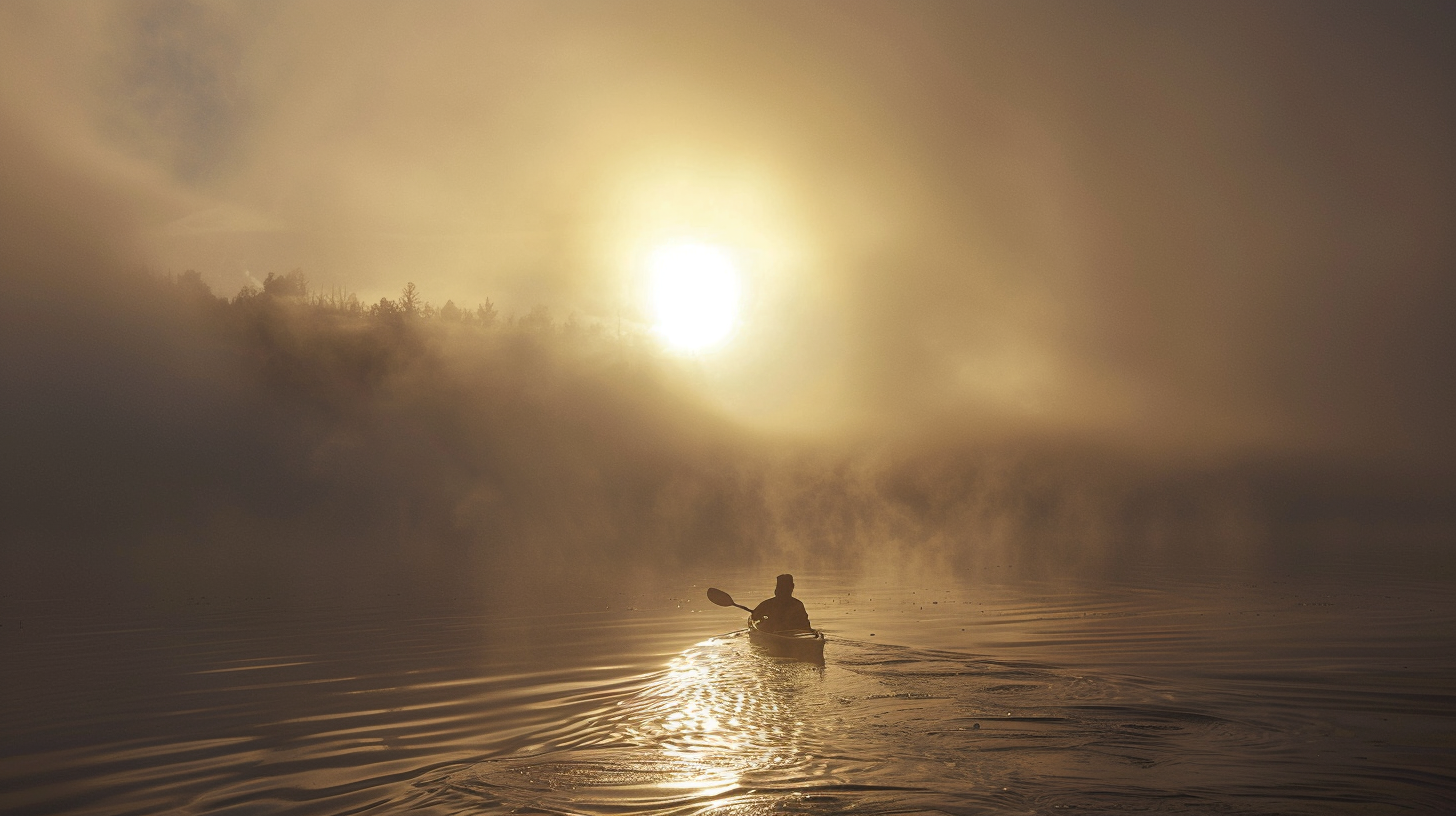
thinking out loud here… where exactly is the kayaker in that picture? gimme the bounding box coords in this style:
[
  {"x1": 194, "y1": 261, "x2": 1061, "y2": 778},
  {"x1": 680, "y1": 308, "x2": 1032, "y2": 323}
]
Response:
[{"x1": 750, "y1": 574, "x2": 812, "y2": 632}]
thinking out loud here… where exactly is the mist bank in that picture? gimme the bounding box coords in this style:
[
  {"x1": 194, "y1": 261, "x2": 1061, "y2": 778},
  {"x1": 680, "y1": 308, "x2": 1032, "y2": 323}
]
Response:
[
  {"x1": 3, "y1": 269, "x2": 1452, "y2": 601},
  {"x1": 8, "y1": 3, "x2": 1456, "y2": 464}
]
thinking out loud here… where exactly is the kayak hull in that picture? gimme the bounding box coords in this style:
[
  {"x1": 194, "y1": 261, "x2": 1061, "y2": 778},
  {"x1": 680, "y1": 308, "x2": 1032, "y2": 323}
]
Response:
[{"x1": 748, "y1": 618, "x2": 825, "y2": 663}]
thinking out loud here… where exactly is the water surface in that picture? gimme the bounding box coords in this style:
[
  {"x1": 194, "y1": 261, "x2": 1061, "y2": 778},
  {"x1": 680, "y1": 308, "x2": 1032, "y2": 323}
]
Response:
[{"x1": 3, "y1": 567, "x2": 1454, "y2": 814}]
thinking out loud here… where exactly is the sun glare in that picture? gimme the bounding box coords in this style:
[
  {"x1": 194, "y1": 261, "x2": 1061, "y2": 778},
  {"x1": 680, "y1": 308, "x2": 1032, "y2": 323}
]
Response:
[{"x1": 649, "y1": 242, "x2": 741, "y2": 352}]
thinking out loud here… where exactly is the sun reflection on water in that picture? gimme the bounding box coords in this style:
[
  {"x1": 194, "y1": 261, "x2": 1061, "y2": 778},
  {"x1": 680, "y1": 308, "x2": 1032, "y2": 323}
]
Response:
[{"x1": 604, "y1": 634, "x2": 828, "y2": 798}]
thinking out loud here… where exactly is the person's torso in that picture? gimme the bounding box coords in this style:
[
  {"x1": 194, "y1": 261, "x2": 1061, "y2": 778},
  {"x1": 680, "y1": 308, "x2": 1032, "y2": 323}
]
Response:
[{"x1": 756, "y1": 596, "x2": 810, "y2": 630}]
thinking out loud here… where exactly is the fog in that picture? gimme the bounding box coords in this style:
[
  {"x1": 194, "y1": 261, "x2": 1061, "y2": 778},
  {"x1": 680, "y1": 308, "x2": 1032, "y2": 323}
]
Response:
[{"x1": 3, "y1": 1, "x2": 1455, "y2": 598}]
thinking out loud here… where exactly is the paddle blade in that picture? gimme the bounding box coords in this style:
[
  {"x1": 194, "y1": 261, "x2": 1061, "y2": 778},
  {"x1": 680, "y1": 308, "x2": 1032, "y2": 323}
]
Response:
[{"x1": 706, "y1": 587, "x2": 736, "y2": 607}]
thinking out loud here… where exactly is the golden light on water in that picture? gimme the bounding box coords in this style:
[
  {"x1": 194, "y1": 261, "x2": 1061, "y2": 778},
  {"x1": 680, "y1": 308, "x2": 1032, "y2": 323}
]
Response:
[
  {"x1": 648, "y1": 242, "x2": 742, "y2": 353},
  {"x1": 649, "y1": 644, "x2": 747, "y2": 796}
]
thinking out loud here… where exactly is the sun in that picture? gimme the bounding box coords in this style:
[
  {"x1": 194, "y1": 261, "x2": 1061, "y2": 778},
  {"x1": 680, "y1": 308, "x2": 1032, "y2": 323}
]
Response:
[{"x1": 648, "y1": 242, "x2": 741, "y2": 352}]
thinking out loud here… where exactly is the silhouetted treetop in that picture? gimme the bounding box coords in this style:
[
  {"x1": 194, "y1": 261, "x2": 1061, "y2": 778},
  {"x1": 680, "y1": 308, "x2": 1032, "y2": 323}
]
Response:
[
  {"x1": 263, "y1": 269, "x2": 308, "y2": 299},
  {"x1": 476, "y1": 298, "x2": 497, "y2": 327},
  {"x1": 399, "y1": 282, "x2": 421, "y2": 316},
  {"x1": 190, "y1": 270, "x2": 622, "y2": 344}
]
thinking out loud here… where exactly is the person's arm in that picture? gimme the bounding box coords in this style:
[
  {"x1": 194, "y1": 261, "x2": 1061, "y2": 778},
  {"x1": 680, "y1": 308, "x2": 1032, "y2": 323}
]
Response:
[{"x1": 749, "y1": 600, "x2": 769, "y2": 621}]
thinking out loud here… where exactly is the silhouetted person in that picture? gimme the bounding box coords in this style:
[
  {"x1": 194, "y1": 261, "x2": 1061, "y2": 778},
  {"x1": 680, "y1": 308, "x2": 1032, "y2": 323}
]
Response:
[{"x1": 750, "y1": 574, "x2": 812, "y2": 632}]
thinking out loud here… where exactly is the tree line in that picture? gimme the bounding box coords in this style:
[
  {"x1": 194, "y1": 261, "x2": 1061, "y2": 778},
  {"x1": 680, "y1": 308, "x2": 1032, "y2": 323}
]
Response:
[
  {"x1": 161, "y1": 267, "x2": 632, "y2": 341},
  {"x1": 216, "y1": 269, "x2": 504, "y2": 326}
]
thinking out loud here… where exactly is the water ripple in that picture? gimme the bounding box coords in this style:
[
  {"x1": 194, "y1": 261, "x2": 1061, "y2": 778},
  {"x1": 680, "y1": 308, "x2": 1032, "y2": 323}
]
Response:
[{"x1": 3, "y1": 572, "x2": 1455, "y2": 814}]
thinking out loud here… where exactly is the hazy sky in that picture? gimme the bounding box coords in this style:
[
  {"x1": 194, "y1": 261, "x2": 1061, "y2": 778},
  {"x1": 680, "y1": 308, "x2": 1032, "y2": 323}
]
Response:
[{"x1": 4, "y1": 1, "x2": 1456, "y2": 462}]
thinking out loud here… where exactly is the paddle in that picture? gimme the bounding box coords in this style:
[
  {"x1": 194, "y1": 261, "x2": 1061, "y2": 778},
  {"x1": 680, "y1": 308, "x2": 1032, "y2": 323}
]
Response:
[{"x1": 706, "y1": 587, "x2": 752, "y2": 613}]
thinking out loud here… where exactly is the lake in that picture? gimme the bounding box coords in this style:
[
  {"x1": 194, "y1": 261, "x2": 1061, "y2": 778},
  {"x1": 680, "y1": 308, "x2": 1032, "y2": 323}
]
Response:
[{"x1": 3, "y1": 564, "x2": 1454, "y2": 814}]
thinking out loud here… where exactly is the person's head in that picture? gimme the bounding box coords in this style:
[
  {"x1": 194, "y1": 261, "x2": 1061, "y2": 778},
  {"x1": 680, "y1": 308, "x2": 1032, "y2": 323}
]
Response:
[{"x1": 774, "y1": 574, "x2": 795, "y2": 597}]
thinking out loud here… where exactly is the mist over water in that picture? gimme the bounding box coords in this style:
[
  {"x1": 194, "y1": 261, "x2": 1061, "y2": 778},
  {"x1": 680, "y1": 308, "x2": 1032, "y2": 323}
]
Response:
[
  {"x1": 5, "y1": 270, "x2": 1448, "y2": 603},
  {"x1": 4, "y1": 2, "x2": 1456, "y2": 813}
]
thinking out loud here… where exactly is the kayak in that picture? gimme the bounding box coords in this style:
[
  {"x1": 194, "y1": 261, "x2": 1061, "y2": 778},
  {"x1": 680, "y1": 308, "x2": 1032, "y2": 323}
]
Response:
[{"x1": 747, "y1": 618, "x2": 825, "y2": 663}]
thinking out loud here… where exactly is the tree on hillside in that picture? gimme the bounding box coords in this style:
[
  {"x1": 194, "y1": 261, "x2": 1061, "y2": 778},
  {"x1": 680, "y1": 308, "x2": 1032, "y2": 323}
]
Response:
[
  {"x1": 399, "y1": 282, "x2": 422, "y2": 316},
  {"x1": 264, "y1": 269, "x2": 308, "y2": 298},
  {"x1": 520, "y1": 304, "x2": 552, "y2": 333},
  {"x1": 311, "y1": 288, "x2": 362, "y2": 316},
  {"x1": 370, "y1": 297, "x2": 401, "y2": 320},
  {"x1": 476, "y1": 299, "x2": 497, "y2": 327}
]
